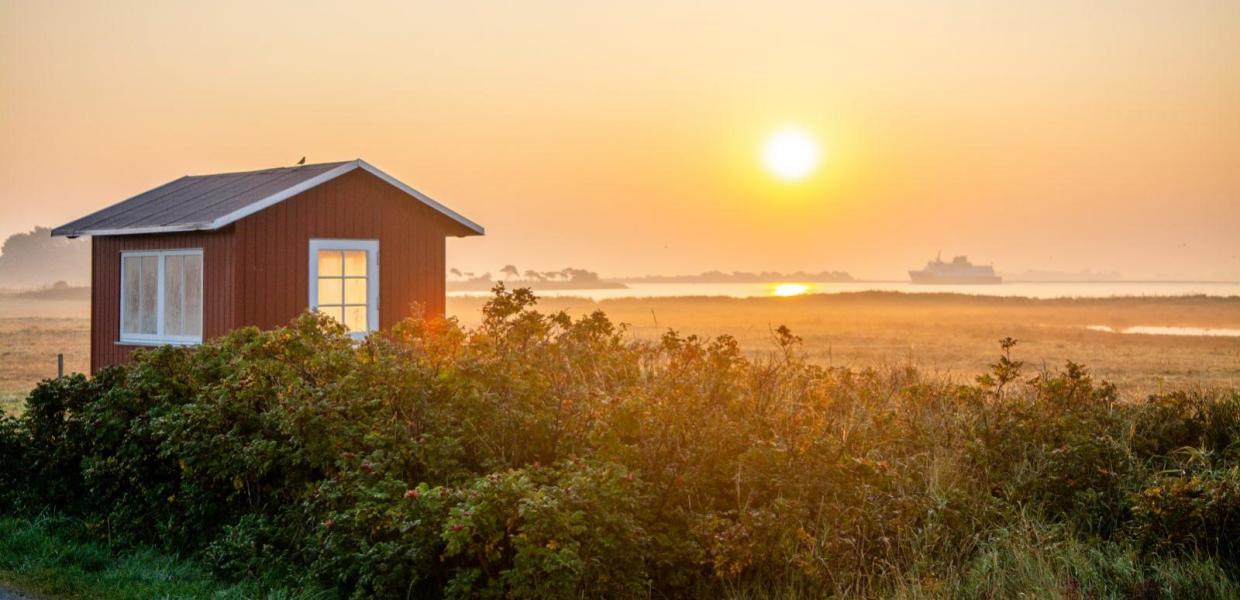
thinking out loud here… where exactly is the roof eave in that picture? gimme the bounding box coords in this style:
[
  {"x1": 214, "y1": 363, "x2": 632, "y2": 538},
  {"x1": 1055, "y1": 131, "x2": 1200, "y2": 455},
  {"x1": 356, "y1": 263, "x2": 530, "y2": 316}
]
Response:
[
  {"x1": 52, "y1": 222, "x2": 215, "y2": 238},
  {"x1": 355, "y1": 160, "x2": 485, "y2": 236}
]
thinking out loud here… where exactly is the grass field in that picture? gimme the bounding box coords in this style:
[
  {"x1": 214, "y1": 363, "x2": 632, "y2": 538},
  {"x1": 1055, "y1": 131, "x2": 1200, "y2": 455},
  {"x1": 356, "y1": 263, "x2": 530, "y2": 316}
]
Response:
[
  {"x1": 0, "y1": 297, "x2": 89, "y2": 415},
  {"x1": 449, "y1": 292, "x2": 1240, "y2": 395},
  {"x1": 2, "y1": 292, "x2": 1237, "y2": 413}
]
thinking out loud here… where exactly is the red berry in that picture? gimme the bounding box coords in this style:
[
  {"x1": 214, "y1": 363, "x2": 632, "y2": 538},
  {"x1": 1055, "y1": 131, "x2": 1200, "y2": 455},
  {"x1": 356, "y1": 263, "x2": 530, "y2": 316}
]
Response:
[{"x1": 405, "y1": 489, "x2": 420, "y2": 499}]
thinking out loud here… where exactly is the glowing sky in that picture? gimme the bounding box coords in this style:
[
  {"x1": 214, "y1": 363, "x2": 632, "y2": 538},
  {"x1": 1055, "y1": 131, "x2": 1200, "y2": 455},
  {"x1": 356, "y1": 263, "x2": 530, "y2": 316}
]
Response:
[{"x1": 1, "y1": 0, "x2": 1237, "y2": 279}]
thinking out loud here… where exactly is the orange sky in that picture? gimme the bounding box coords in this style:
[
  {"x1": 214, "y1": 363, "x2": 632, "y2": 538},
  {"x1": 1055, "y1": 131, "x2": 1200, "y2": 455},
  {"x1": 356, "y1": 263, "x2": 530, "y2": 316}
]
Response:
[{"x1": 1, "y1": 0, "x2": 1238, "y2": 280}]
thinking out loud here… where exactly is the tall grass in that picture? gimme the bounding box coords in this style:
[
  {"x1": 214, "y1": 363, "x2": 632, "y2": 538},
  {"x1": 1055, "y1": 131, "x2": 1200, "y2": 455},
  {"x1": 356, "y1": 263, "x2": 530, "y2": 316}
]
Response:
[{"x1": 940, "y1": 512, "x2": 1237, "y2": 599}]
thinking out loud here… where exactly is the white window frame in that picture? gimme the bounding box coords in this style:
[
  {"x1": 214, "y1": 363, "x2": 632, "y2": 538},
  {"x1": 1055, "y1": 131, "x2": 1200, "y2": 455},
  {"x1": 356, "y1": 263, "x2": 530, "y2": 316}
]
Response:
[
  {"x1": 118, "y1": 248, "x2": 204, "y2": 346},
  {"x1": 308, "y1": 239, "x2": 380, "y2": 339}
]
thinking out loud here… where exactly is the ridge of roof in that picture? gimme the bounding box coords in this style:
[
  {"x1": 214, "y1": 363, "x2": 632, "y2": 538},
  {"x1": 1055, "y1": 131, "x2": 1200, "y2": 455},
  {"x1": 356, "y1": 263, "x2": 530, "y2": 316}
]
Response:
[{"x1": 178, "y1": 160, "x2": 355, "y2": 179}]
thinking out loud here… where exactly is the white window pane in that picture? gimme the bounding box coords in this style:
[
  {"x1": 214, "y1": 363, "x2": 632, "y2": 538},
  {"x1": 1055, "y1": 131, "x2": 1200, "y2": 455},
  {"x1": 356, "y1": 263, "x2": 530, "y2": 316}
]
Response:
[
  {"x1": 316, "y1": 305, "x2": 343, "y2": 325},
  {"x1": 140, "y1": 256, "x2": 158, "y2": 334},
  {"x1": 164, "y1": 255, "x2": 184, "y2": 335},
  {"x1": 122, "y1": 256, "x2": 141, "y2": 334},
  {"x1": 343, "y1": 251, "x2": 367, "y2": 277},
  {"x1": 317, "y1": 251, "x2": 343, "y2": 277},
  {"x1": 344, "y1": 278, "x2": 367, "y2": 305},
  {"x1": 343, "y1": 305, "x2": 368, "y2": 333},
  {"x1": 317, "y1": 278, "x2": 343, "y2": 306},
  {"x1": 310, "y1": 242, "x2": 376, "y2": 337},
  {"x1": 184, "y1": 255, "x2": 202, "y2": 337}
]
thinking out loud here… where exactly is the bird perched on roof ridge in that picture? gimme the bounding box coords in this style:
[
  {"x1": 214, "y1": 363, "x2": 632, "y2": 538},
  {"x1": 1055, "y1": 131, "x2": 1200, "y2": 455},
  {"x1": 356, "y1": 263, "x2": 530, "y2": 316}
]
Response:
[{"x1": 296, "y1": 156, "x2": 306, "y2": 166}]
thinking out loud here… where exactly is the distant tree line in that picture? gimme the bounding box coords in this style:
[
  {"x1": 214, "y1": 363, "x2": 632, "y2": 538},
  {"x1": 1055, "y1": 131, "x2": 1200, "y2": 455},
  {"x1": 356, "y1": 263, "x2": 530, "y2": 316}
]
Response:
[
  {"x1": 449, "y1": 265, "x2": 603, "y2": 284},
  {"x1": 0, "y1": 226, "x2": 89, "y2": 289},
  {"x1": 447, "y1": 266, "x2": 855, "y2": 285}
]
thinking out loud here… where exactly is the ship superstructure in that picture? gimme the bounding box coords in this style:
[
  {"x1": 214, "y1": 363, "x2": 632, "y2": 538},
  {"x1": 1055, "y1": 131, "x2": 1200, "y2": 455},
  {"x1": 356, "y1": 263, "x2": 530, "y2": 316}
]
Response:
[{"x1": 909, "y1": 254, "x2": 1001, "y2": 284}]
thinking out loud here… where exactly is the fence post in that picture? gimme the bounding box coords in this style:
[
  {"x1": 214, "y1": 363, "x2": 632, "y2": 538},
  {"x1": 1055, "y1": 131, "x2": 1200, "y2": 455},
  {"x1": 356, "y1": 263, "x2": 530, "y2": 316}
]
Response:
[{"x1": 58, "y1": 353, "x2": 64, "y2": 378}]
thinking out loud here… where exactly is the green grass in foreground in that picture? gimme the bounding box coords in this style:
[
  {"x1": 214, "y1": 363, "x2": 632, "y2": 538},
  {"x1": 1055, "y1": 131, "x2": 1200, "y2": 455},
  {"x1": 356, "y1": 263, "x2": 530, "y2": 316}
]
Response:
[
  {"x1": 1, "y1": 516, "x2": 1235, "y2": 600},
  {"x1": 933, "y1": 514, "x2": 1239, "y2": 599},
  {"x1": 0, "y1": 515, "x2": 326, "y2": 600}
]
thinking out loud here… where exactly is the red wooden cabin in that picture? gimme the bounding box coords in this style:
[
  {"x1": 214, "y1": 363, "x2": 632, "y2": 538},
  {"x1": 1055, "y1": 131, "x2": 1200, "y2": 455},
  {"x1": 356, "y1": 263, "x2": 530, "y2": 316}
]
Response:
[{"x1": 52, "y1": 160, "x2": 484, "y2": 372}]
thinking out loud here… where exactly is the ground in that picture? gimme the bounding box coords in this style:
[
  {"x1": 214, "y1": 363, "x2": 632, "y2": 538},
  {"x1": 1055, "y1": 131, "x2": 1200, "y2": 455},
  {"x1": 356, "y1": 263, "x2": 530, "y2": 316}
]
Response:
[
  {"x1": 0, "y1": 584, "x2": 39, "y2": 600},
  {"x1": 1, "y1": 293, "x2": 1237, "y2": 413},
  {"x1": 0, "y1": 587, "x2": 37, "y2": 597}
]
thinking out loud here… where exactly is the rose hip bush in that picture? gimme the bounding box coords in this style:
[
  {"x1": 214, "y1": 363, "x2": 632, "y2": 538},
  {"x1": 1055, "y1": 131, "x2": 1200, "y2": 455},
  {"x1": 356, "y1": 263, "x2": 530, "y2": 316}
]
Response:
[{"x1": 1, "y1": 285, "x2": 1238, "y2": 598}]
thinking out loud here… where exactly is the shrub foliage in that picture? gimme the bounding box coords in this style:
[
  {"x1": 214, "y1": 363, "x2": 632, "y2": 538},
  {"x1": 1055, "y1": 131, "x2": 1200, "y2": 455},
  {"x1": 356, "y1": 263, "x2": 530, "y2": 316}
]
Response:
[{"x1": 2, "y1": 286, "x2": 1237, "y2": 598}]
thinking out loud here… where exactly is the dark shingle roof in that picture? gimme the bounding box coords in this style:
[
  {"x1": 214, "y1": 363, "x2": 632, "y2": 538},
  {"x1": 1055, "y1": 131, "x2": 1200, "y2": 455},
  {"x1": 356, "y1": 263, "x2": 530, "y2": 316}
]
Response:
[{"x1": 51, "y1": 159, "x2": 483, "y2": 237}]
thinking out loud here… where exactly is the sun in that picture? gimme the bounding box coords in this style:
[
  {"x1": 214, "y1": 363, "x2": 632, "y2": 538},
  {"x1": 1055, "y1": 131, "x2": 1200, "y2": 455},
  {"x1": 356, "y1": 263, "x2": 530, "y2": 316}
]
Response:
[{"x1": 762, "y1": 128, "x2": 821, "y2": 182}]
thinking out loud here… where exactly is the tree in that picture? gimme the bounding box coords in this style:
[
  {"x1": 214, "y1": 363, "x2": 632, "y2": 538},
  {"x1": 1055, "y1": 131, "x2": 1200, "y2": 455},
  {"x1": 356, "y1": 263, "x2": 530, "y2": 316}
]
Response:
[
  {"x1": 0, "y1": 226, "x2": 90, "y2": 288},
  {"x1": 500, "y1": 264, "x2": 519, "y2": 281},
  {"x1": 560, "y1": 268, "x2": 600, "y2": 283}
]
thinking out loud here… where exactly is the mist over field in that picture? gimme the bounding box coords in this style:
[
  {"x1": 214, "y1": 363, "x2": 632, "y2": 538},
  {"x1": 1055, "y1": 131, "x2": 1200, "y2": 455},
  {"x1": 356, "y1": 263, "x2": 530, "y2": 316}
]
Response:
[{"x1": 0, "y1": 227, "x2": 88, "y2": 289}]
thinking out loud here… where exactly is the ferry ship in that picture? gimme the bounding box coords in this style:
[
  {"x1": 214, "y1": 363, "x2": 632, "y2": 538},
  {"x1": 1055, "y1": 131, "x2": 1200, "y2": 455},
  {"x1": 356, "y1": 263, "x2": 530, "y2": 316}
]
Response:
[{"x1": 909, "y1": 254, "x2": 1002, "y2": 284}]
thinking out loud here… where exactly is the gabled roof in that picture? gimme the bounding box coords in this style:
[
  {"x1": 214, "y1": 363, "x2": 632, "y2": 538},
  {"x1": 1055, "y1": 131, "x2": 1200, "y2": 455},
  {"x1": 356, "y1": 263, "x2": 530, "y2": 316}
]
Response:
[{"x1": 51, "y1": 159, "x2": 484, "y2": 238}]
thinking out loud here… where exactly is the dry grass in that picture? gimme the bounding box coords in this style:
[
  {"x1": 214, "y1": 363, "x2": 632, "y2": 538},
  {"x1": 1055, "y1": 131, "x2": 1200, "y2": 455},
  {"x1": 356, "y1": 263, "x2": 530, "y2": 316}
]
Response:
[
  {"x1": 1, "y1": 293, "x2": 1237, "y2": 412},
  {"x1": 0, "y1": 317, "x2": 89, "y2": 416},
  {"x1": 451, "y1": 292, "x2": 1240, "y2": 396},
  {"x1": 0, "y1": 297, "x2": 90, "y2": 415}
]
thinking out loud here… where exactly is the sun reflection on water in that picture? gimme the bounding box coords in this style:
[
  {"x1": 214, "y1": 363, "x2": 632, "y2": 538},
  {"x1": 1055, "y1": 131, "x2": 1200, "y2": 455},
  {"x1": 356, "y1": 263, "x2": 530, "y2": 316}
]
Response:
[{"x1": 772, "y1": 283, "x2": 811, "y2": 297}]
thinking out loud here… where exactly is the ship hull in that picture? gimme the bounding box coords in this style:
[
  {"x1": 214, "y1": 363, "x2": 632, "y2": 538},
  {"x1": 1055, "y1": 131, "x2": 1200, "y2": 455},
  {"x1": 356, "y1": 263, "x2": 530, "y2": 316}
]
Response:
[{"x1": 908, "y1": 271, "x2": 1002, "y2": 285}]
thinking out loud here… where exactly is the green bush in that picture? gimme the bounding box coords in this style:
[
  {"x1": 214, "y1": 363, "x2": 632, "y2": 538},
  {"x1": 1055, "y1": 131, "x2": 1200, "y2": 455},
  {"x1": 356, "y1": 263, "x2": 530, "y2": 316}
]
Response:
[
  {"x1": 0, "y1": 414, "x2": 27, "y2": 510},
  {"x1": 961, "y1": 361, "x2": 1140, "y2": 537},
  {"x1": 300, "y1": 474, "x2": 451, "y2": 598},
  {"x1": 1, "y1": 286, "x2": 1238, "y2": 598},
  {"x1": 1132, "y1": 390, "x2": 1240, "y2": 461},
  {"x1": 1131, "y1": 467, "x2": 1240, "y2": 563},
  {"x1": 440, "y1": 459, "x2": 651, "y2": 599},
  {"x1": 9, "y1": 372, "x2": 101, "y2": 512}
]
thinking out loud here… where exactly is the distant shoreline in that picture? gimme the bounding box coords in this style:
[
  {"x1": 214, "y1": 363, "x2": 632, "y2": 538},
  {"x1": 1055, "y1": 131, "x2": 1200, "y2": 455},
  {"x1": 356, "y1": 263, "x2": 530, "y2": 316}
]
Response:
[
  {"x1": 0, "y1": 285, "x2": 91, "y2": 300},
  {"x1": 616, "y1": 275, "x2": 854, "y2": 284},
  {"x1": 447, "y1": 280, "x2": 629, "y2": 291},
  {"x1": 448, "y1": 280, "x2": 1240, "y2": 301}
]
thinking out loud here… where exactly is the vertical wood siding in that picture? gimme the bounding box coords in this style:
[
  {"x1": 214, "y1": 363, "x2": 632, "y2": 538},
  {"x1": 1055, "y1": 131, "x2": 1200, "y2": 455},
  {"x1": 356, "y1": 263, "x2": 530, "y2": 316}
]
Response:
[
  {"x1": 232, "y1": 169, "x2": 451, "y2": 330},
  {"x1": 91, "y1": 169, "x2": 455, "y2": 372},
  {"x1": 91, "y1": 228, "x2": 235, "y2": 372}
]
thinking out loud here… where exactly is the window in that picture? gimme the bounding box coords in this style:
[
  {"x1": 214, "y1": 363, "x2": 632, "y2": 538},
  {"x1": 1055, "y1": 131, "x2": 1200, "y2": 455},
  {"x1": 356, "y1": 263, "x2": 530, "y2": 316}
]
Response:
[
  {"x1": 120, "y1": 249, "x2": 203, "y2": 344},
  {"x1": 308, "y1": 239, "x2": 379, "y2": 338}
]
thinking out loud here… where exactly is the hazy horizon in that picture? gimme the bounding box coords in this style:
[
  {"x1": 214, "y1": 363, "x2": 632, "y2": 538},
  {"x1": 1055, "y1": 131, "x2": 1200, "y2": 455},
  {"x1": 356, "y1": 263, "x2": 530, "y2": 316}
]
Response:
[{"x1": 2, "y1": 0, "x2": 1238, "y2": 281}]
